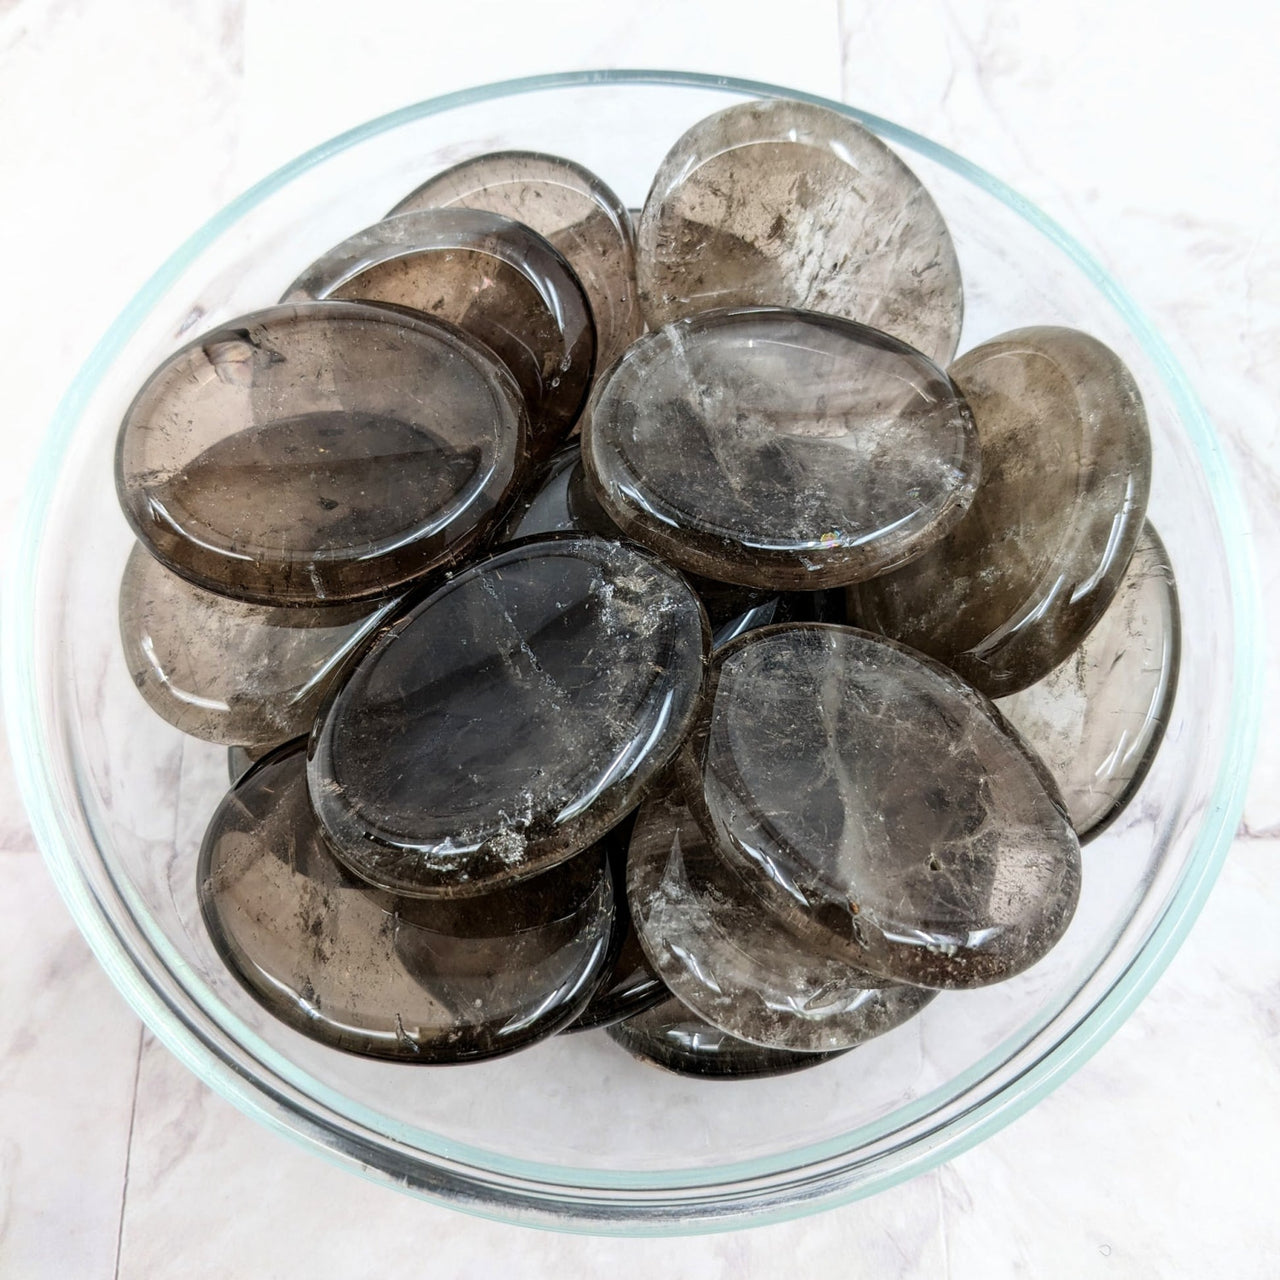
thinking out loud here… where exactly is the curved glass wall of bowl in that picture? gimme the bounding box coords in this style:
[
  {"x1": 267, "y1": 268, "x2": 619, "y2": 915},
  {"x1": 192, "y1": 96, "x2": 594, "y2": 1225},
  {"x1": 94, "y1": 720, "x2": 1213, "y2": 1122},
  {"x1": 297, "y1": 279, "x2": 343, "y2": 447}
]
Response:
[{"x1": 3, "y1": 72, "x2": 1257, "y2": 1233}]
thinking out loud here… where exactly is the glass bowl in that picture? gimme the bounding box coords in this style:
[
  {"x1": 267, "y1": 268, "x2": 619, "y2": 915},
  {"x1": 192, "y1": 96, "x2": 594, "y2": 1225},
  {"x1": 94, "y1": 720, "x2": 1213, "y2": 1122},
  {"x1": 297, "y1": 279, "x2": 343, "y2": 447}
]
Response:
[{"x1": 2, "y1": 70, "x2": 1260, "y2": 1234}]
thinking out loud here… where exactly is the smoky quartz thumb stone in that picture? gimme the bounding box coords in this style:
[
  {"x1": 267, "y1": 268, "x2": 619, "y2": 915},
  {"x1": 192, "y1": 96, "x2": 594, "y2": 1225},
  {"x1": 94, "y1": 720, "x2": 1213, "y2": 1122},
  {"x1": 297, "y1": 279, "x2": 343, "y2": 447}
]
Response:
[{"x1": 309, "y1": 535, "x2": 710, "y2": 898}]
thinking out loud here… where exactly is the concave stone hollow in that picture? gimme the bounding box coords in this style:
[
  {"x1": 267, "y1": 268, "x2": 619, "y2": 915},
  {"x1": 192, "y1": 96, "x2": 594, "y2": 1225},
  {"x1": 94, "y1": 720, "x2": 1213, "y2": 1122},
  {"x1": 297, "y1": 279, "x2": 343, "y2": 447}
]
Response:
[
  {"x1": 637, "y1": 98, "x2": 963, "y2": 365},
  {"x1": 283, "y1": 208, "x2": 595, "y2": 457},
  {"x1": 581, "y1": 307, "x2": 979, "y2": 589},
  {"x1": 391, "y1": 150, "x2": 642, "y2": 374},
  {"x1": 199, "y1": 741, "x2": 615, "y2": 1062},
  {"x1": 997, "y1": 521, "x2": 1180, "y2": 841},
  {"x1": 850, "y1": 326, "x2": 1152, "y2": 696},
  {"x1": 627, "y1": 786, "x2": 935, "y2": 1051},
  {"x1": 607, "y1": 996, "x2": 847, "y2": 1080},
  {"x1": 120, "y1": 543, "x2": 400, "y2": 749},
  {"x1": 309, "y1": 535, "x2": 710, "y2": 898},
  {"x1": 115, "y1": 302, "x2": 528, "y2": 605},
  {"x1": 689, "y1": 624, "x2": 1082, "y2": 989}
]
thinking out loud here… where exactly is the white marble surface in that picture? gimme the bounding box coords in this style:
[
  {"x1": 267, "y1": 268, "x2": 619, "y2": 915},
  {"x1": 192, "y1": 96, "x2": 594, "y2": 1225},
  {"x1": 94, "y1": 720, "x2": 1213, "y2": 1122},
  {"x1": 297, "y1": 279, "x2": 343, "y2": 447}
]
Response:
[{"x1": 1, "y1": 0, "x2": 1277, "y2": 1275}]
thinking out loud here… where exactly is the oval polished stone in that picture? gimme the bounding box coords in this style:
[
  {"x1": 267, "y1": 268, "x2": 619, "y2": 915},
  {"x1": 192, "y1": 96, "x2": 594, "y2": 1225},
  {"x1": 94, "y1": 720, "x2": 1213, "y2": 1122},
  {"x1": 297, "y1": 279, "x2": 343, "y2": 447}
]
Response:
[
  {"x1": 309, "y1": 536, "x2": 710, "y2": 898},
  {"x1": 390, "y1": 151, "x2": 642, "y2": 374},
  {"x1": 199, "y1": 742, "x2": 615, "y2": 1062},
  {"x1": 628, "y1": 787, "x2": 935, "y2": 1051},
  {"x1": 116, "y1": 302, "x2": 528, "y2": 605},
  {"x1": 849, "y1": 326, "x2": 1152, "y2": 696},
  {"x1": 120, "y1": 544, "x2": 400, "y2": 749},
  {"x1": 581, "y1": 308, "x2": 980, "y2": 589},
  {"x1": 283, "y1": 208, "x2": 595, "y2": 458},
  {"x1": 637, "y1": 99, "x2": 963, "y2": 365},
  {"x1": 691, "y1": 624, "x2": 1081, "y2": 989},
  {"x1": 997, "y1": 522, "x2": 1180, "y2": 842},
  {"x1": 607, "y1": 997, "x2": 847, "y2": 1080}
]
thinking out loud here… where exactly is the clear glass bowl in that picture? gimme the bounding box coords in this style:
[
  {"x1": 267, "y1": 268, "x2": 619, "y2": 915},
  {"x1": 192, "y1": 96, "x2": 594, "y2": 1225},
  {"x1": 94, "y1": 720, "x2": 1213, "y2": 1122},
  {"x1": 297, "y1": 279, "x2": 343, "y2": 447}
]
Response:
[{"x1": 2, "y1": 71, "x2": 1260, "y2": 1234}]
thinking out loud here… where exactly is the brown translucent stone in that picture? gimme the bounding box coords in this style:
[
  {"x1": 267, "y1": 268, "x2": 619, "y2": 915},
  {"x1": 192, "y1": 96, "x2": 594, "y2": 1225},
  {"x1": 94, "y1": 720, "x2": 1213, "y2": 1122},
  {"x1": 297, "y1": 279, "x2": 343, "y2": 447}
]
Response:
[
  {"x1": 120, "y1": 544, "x2": 399, "y2": 749},
  {"x1": 227, "y1": 745, "x2": 267, "y2": 785},
  {"x1": 116, "y1": 302, "x2": 528, "y2": 605},
  {"x1": 689, "y1": 624, "x2": 1081, "y2": 989},
  {"x1": 850, "y1": 326, "x2": 1152, "y2": 696},
  {"x1": 199, "y1": 742, "x2": 615, "y2": 1062},
  {"x1": 309, "y1": 536, "x2": 710, "y2": 899},
  {"x1": 283, "y1": 208, "x2": 595, "y2": 457},
  {"x1": 627, "y1": 787, "x2": 935, "y2": 1051},
  {"x1": 997, "y1": 522, "x2": 1180, "y2": 841},
  {"x1": 607, "y1": 997, "x2": 847, "y2": 1080},
  {"x1": 390, "y1": 151, "x2": 642, "y2": 373},
  {"x1": 637, "y1": 99, "x2": 963, "y2": 366},
  {"x1": 581, "y1": 308, "x2": 979, "y2": 589}
]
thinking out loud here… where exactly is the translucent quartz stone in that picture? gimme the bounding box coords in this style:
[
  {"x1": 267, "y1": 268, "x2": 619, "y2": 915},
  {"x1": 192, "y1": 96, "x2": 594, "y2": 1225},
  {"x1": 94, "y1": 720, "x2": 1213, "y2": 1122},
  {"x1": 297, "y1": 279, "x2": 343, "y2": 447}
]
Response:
[
  {"x1": 390, "y1": 150, "x2": 642, "y2": 374},
  {"x1": 692, "y1": 624, "x2": 1081, "y2": 989},
  {"x1": 997, "y1": 522, "x2": 1180, "y2": 841},
  {"x1": 309, "y1": 536, "x2": 710, "y2": 898},
  {"x1": 116, "y1": 302, "x2": 528, "y2": 605},
  {"x1": 582, "y1": 308, "x2": 979, "y2": 589},
  {"x1": 608, "y1": 997, "x2": 847, "y2": 1080},
  {"x1": 850, "y1": 327, "x2": 1152, "y2": 696},
  {"x1": 283, "y1": 208, "x2": 595, "y2": 458},
  {"x1": 637, "y1": 99, "x2": 963, "y2": 366},
  {"x1": 120, "y1": 544, "x2": 399, "y2": 749},
  {"x1": 627, "y1": 787, "x2": 935, "y2": 1051},
  {"x1": 199, "y1": 742, "x2": 615, "y2": 1062},
  {"x1": 227, "y1": 745, "x2": 266, "y2": 785}
]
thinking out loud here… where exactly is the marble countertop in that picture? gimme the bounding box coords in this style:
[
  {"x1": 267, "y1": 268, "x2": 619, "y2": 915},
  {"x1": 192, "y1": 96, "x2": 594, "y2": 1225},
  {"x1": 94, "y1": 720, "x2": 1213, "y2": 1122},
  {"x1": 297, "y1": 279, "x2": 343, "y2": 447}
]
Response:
[{"x1": 1, "y1": 1, "x2": 1277, "y2": 1275}]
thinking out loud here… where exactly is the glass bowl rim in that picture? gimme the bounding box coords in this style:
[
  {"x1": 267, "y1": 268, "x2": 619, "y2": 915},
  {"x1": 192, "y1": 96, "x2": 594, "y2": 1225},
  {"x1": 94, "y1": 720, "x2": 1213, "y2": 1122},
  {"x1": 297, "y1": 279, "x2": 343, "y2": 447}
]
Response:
[{"x1": 2, "y1": 68, "x2": 1262, "y2": 1235}]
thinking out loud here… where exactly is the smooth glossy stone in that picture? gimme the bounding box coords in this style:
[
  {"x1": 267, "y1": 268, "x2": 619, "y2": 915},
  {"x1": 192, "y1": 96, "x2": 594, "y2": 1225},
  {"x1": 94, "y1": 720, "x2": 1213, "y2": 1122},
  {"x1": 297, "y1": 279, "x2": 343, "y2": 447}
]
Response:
[
  {"x1": 692, "y1": 624, "x2": 1081, "y2": 989},
  {"x1": 582, "y1": 308, "x2": 979, "y2": 589},
  {"x1": 849, "y1": 326, "x2": 1152, "y2": 696},
  {"x1": 628, "y1": 787, "x2": 935, "y2": 1051},
  {"x1": 997, "y1": 522, "x2": 1180, "y2": 841},
  {"x1": 391, "y1": 151, "x2": 642, "y2": 374},
  {"x1": 283, "y1": 208, "x2": 595, "y2": 458},
  {"x1": 119, "y1": 544, "x2": 399, "y2": 749},
  {"x1": 309, "y1": 536, "x2": 710, "y2": 898},
  {"x1": 607, "y1": 997, "x2": 847, "y2": 1080},
  {"x1": 563, "y1": 813, "x2": 665, "y2": 1033},
  {"x1": 199, "y1": 742, "x2": 615, "y2": 1062},
  {"x1": 116, "y1": 302, "x2": 528, "y2": 605},
  {"x1": 637, "y1": 99, "x2": 963, "y2": 365},
  {"x1": 227, "y1": 744, "x2": 267, "y2": 785}
]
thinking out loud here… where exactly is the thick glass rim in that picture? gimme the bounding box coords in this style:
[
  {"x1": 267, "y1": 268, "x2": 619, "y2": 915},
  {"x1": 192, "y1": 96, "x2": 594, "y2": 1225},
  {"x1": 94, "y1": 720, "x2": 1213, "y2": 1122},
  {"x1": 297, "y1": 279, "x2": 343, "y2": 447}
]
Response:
[{"x1": 2, "y1": 69, "x2": 1261, "y2": 1234}]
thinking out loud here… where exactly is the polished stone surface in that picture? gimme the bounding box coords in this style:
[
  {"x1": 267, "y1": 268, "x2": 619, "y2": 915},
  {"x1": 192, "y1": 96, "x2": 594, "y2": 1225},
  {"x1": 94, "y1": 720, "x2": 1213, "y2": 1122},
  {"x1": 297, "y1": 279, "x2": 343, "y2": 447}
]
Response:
[
  {"x1": 998, "y1": 522, "x2": 1180, "y2": 841},
  {"x1": 850, "y1": 326, "x2": 1152, "y2": 696},
  {"x1": 637, "y1": 99, "x2": 963, "y2": 365},
  {"x1": 582, "y1": 307, "x2": 978, "y2": 589},
  {"x1": 283, "y1": 208, "x2": 595, "y2": 456},
  {"x1": 691, "y1": 624, "x2": 1081, "y2": 989},
  {"x1": 627, "y1": 787, "x2": 935, "y2": 1050},
  {"x1": 391, "y1": 150, "x2": 642, "y2": 374},
  {"x1": 226, "y1": 745, "x2": 267, "y2": 785},
  {"x1": 116, "y1": 302, "x2": 527, "y2": 605},
  {"x1": 120, "y1": 544, "x2": 398, "y2": 749},
  {"x1": 309, "y1": 536, "x2": 710, "y2": 898},
  {"x1": 607, "y1": 997, "x2": 847, "y2": 1080},
  {"x1": 199, "y1": 741, "x2": 615, "y2": 1062}
]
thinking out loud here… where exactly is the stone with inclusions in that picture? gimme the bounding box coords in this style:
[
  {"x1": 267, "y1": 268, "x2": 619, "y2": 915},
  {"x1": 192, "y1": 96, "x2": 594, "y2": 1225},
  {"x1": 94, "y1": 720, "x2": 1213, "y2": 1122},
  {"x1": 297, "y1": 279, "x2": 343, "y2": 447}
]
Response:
[
  {"x1": 116, "y1": 302, "x2": 528, "y2": 605},
  {"x1": 309, "y1": 536, "x2": 710, "y2": 899},
  {"x1": 283, "y1": 208, "x2": 595, "y2": 458},
  {"x1": 198, "y1": 741, "x2": 615, "y2": 1062},
  {"x1": 689, "y1": 624, "x2": 1081, "y2": 989},
  {"x1": 608, "y1": 997, "x2": 847, "y2": 1080},
  {"x1": 391, "y1": 151, "x2": 642, "y2": 374},
  {"x1": 627, "y1": 786, "x2": 935, "y2": 1051},
  {"x1": 637, "y1": 99, "x2": 963, "y2": 366},
  {"x1": 581, "y1": 307, "x2": 979, "y2": 590},
  {"x1": 120, "y1": 544, "x2": 399, "y2": 750},
  {"x1": 849, "y1": 326, "x2": 1152, "y2": 697},
  {"x1": 997, "y1": 522, "x2": 1179, "y2": 841}
]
